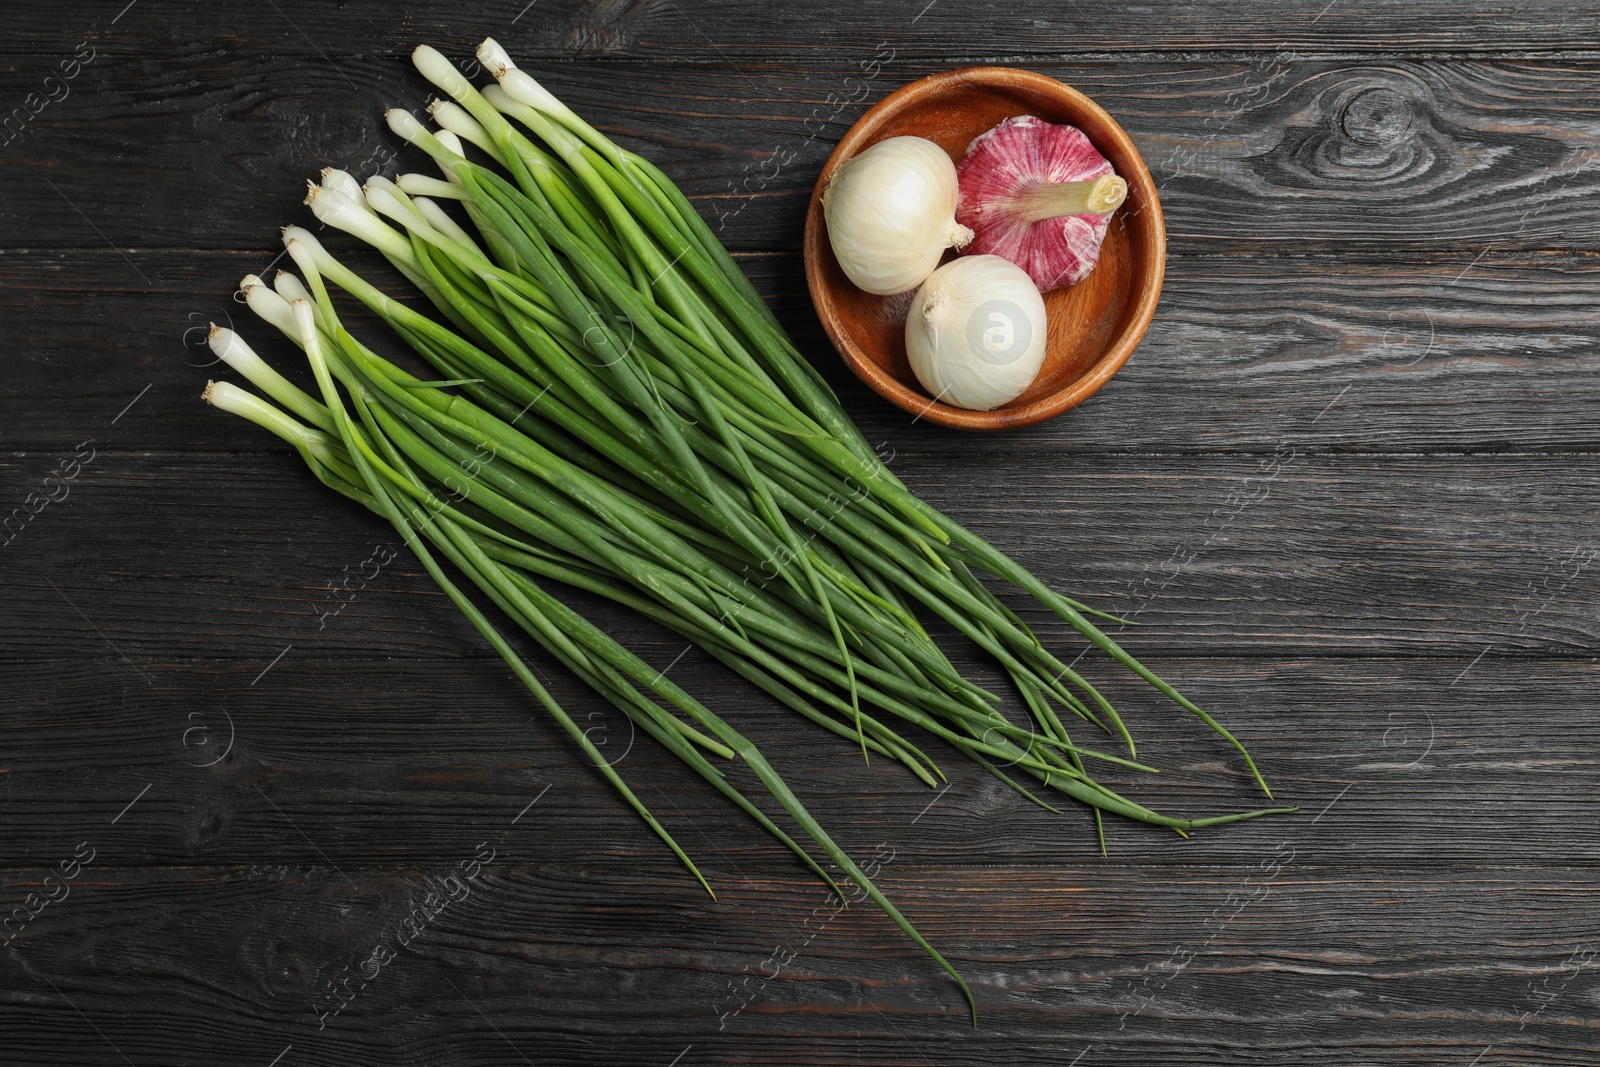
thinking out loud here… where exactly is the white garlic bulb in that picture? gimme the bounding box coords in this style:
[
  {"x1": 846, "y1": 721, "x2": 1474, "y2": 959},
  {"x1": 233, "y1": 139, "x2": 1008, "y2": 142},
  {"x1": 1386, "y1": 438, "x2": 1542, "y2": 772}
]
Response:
[
  {"x1": 822, "y1": 136, "x2": 973, "y2": 296},
  {"x1": 904, "y1": 255, "x2": 1048, "y2": 411}
]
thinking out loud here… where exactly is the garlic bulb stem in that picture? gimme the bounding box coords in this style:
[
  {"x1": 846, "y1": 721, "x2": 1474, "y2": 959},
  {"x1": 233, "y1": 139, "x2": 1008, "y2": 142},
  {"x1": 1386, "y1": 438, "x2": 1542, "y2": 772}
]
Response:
[{"x1": 1011, "y1": 174, "x2": 1128, "y2": 224}]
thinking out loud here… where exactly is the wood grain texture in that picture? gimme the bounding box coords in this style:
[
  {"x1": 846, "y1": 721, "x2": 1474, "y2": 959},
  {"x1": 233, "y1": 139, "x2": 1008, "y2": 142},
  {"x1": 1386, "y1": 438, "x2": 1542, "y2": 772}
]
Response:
[
  {"x1": 3, "y1": 250, "x2": 1599, "y2": 456},
  {"x1": 5, "y1": 450, "x2": 1600, "y2": 664},
  {"x1": 6, "y1": 863, "x2": 1600, "y2": 1065},
  {"x1": 1, "y1": 653, "x2": 1595, "y2": 871},
  {"x1": 4, "y1": 2, "x2": 1600, "y2": 1064},
  {"x1": 5, "y1": 55, "x2": 1600, "y2": 254},
  {"x1": 13, "y1": 0, "x2": 1600, "y2": 59}
]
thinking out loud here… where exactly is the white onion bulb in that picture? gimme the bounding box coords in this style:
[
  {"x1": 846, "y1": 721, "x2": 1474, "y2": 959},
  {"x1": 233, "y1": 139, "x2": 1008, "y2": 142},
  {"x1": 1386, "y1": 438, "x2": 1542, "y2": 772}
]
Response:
[
  {"x1": 904, "y1": 255, "x2": 1047, "y2": 411},
  {"x1": 822, "y1": 136, "x2": 973, "y2": 296}
]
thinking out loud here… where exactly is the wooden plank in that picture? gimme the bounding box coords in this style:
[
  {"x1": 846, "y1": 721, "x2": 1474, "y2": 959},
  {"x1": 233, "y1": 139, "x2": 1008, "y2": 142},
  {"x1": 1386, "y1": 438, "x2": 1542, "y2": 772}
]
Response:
[
  {"x1": 0, "y1": 649, "x2": 1595, "y2": 871},
  {"x1": 3, "y1": 450, "x2": 1598, "y2": 660},
  {"x1": 3, "y1": 249, "x2": 1599, "y2": 456},
  {"x1": 14, "y1": 0, "x2": 1600, "y2": 59},
  {"x1": 3, "y1": 861, "x2": 1595, "y2": 1064},
  {"x1": 6, "y1": 55, "x2": 1600, "y2": 253}
]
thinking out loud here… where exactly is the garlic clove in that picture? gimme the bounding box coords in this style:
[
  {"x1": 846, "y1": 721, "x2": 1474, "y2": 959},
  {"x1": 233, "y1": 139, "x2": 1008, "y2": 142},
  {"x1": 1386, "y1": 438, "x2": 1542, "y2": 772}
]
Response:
[
  {"x1": 823, "y1": 135, "x2": 974, "y2": 296},
  {"x1": 955, "y1": 115, "x2": 1126, "y2": 293},
  {"x1": 904, "y1": 254, "x2": 1048, "y2": 412}
]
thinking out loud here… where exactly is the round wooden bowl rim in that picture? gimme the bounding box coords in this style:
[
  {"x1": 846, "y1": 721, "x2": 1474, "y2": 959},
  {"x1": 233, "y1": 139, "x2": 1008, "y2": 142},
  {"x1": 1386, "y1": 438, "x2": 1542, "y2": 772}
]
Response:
[{"x1": 803, "y1": 65, "x2": 1167, "y2": 432}]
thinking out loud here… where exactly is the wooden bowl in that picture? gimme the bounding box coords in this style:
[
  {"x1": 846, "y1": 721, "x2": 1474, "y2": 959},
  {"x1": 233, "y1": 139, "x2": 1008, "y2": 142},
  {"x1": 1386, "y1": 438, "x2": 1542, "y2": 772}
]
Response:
[{"x1": 803, "y1": 66, "x2": 1166, "y2": 431}]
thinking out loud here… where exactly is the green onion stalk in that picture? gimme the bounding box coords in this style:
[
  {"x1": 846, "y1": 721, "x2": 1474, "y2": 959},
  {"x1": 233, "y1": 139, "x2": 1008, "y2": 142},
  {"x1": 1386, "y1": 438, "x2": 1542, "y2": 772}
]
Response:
[{"x1": 202, "y1": 38, "x2": 1294, "y2": 1021}]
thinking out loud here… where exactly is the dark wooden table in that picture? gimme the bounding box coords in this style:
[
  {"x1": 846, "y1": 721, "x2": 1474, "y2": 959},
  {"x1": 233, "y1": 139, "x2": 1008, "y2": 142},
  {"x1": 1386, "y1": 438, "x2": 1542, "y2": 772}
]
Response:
[{"x1": 5, "y1": 3, "x2": 1600, "y2": 1064}]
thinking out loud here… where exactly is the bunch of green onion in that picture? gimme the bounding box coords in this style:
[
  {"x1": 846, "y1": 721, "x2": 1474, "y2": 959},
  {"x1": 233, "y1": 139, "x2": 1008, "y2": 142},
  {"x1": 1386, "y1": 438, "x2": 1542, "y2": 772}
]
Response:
[{"x1": 203, "y1": 39, "x2": 1291, "y2": 1016}]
